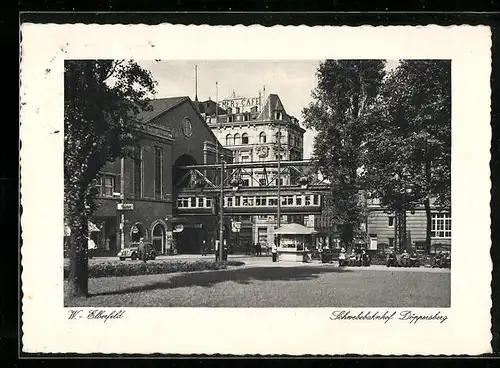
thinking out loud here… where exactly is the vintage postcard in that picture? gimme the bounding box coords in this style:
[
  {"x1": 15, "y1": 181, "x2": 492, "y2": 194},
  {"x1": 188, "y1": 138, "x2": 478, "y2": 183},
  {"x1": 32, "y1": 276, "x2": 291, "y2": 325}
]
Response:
[{"x1": 20, "y1": 24, "x2": 492, "y2": 355}]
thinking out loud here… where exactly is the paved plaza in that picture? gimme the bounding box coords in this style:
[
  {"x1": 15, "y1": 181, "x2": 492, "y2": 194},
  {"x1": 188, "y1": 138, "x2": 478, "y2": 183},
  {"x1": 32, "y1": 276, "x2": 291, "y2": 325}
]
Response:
[{"x1": 65, "y1": 256, "x2": 450, "y2": 308}]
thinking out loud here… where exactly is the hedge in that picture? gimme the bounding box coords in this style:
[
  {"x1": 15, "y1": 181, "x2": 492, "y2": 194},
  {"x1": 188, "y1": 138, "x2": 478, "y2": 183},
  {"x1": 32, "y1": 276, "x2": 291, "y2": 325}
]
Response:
[{"x1": 64, "y1": 260, "x2": 245, "y2": 279}]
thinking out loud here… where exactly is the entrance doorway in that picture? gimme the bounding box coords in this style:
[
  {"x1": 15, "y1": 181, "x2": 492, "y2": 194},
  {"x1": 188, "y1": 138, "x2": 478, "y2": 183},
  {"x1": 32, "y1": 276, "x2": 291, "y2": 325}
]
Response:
[{"x1": 152, "y1": 223, "x2": 165, "y2": 254}]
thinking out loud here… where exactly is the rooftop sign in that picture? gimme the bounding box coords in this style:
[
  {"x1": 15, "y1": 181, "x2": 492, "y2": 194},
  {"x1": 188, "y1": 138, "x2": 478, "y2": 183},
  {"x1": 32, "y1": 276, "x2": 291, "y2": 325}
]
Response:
[{"x1": 219, "y1": 96, "x2": 261, "y2": 109}]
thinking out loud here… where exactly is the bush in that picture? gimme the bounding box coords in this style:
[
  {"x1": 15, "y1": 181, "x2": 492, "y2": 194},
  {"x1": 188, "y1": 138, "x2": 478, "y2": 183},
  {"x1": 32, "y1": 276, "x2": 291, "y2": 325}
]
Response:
[{"x1": 64, "y1": 260, "x2": 245, "y2": 279}]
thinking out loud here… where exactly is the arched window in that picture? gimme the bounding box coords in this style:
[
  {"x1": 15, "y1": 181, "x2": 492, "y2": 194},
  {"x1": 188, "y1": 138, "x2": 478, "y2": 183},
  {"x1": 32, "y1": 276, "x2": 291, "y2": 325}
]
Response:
[
  {"x1": 241, "y1": 133, "x2": 249, "y2": 144},
  {"x1": 234, "y1": 133, "x2": 241, "y2": 145},
  {"x1": 226, "y1": 134, "x2": 233, "y2": 146},
  {"x1": 259, "y1": 132, "x2": 266, "y2": 143}
]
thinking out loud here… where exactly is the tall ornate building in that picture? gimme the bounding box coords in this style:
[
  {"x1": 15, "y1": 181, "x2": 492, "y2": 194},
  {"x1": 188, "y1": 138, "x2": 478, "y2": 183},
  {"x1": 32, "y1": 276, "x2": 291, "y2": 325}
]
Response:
[{"x1": 197, "y1": 92, "x2": 307, "y2": 250}]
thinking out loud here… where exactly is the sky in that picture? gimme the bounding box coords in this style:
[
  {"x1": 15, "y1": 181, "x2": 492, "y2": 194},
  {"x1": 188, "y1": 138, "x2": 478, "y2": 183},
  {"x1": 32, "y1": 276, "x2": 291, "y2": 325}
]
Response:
[{"x1": 137, "y1": 60, "x2": 400, "y2": 159}]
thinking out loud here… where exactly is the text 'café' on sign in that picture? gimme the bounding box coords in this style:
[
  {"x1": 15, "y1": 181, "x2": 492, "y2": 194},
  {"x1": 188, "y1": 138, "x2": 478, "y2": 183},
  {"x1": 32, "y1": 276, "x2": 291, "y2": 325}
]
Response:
[{"x1": 218, "y1": 97, "x2": 261, "y2": 109}]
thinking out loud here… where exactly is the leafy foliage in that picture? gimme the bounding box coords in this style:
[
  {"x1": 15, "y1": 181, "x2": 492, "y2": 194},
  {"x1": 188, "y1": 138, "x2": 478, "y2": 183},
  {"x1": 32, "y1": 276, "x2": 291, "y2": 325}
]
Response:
[
  {"x1": 363, "y1": 60, "x2": 451, "y2": 211},
  {"x1": 302, "y1": 60, "x2": 386, "y2": 244},
  {"x1": 304, "y1": 60, "x2": 451, "y2": 249},
  {"x1": 64, "y1": 60, "x2": 157, "y2": 297}
]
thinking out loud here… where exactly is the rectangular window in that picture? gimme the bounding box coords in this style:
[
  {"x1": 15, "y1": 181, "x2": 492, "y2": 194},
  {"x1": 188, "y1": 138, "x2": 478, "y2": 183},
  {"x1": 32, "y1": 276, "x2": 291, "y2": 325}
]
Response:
[
  {"x1": 268, "y1": 198, "x2": 278, "y2": 206},
  {"x1": 234, "y1": 196, "x2": 240, "y2": 206},
  {"x1": 242, "y1": 179, "x2": 250, "y2": 186},
  {"x1": 275, "y1": 178, "x2": 284, "y2": 186},
  {"x1": 182, "y1": 198, "x2": 189, "y2": 207},
  {"x1": 258, "y1": 228, "x2": 267, "y2": 243},
  {"x1": 198, "y1": 198, "x2": 204, "y2": 208},
  {"x1": 287, "y1": 196, "x2": 294, "y2": 206},
  {"x1": 206, "y1": 198, "x2": 212, "y2": 208},
  {"x1": 190, "y1": 197, "x2": 196, "y2": 207},
  {"x1": 96, "y1": 175, "x2": 103, "y2": 196},
  {"x1": 103, "y1": 175, "x2": 115, "y2": 197},
  {"x1": 313, "y1": 195, "x2": 319, "y2": 205},
  {"x1": 256, "y1": 197, "x2": 267, "y2": 206},
  {"x1": 154, "y1": 147, "x2": 163, "y2": 200},
  {"x1": 305, "y1": 195, "x2": 311, "y2": 206},
  {"x1": 388, "y1": 216, "x2": 394, "y2": 227},
  {"x1": 259, "y1": 178, "x2": 266, "y2": 186},
  {"x1": 296, "y1": 197, "x2": 302, "y2": 206},
  {"x1": 133, "y1": 146, "x2": 142, "y2": 198},
  {"x1": 227, "y1": 197, "x2": 233, "y2": 207},
  {"x1": 431, "y1": 213, "x2": 452, "y2": 238}
]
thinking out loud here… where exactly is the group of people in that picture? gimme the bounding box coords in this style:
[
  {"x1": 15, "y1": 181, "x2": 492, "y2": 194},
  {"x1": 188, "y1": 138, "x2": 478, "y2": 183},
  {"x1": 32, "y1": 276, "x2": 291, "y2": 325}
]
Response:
[{"x1": 245, "y1": 242, "x2": 266, "y2": 256}]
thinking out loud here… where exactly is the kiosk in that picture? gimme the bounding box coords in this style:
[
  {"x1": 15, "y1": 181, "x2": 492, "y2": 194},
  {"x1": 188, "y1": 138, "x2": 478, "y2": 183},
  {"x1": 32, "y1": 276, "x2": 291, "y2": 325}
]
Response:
[{"x1": 275, "y1": 223, "x2": 316, "y2": 262}]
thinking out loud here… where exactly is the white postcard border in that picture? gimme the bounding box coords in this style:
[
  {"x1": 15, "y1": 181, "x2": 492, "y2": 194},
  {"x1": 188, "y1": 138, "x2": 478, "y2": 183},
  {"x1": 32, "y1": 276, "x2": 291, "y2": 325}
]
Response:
[{"x1": 20, "y1": 24, "x2": 492, "y2": 355}]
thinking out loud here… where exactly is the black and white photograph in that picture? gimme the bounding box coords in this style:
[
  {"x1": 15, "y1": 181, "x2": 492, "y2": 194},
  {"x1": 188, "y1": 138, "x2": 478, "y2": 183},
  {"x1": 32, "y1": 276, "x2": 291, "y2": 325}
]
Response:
[
  {"x1": 20, "y1": 24, "x2": 491, "y2": 355},
  {"x1": 63, "y1": 59, "x2": 452, "y2": 308}
]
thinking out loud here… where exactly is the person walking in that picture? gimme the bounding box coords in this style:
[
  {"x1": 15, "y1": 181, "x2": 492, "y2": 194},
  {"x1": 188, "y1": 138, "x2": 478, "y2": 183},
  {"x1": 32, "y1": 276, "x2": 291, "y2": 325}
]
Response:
[
  {"x1": 201, "y1": 240, "x2": 207, "y2": 256},
  {"x1": 215, "y1": 240, "x2": 220, "y2": 262},
  {"x1": 272, "y1": 243, "x2": 278, "y2": 262},
  {"x1": 138, "y1": 237, "x2": 147, "y2": 263}
]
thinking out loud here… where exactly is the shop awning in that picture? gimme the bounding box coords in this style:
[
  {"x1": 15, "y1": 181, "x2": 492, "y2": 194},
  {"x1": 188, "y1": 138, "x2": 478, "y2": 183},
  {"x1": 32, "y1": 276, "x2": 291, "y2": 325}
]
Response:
[{"x1": 274, "y1": 223, "x2": 317, "y2": 235}]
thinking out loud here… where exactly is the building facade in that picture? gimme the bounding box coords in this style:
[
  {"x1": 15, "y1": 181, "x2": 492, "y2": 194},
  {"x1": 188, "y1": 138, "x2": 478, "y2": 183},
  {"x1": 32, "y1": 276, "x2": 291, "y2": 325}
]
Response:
[
  {"x1": 366, "y1": 197, "x2": 451, "y2": 254},
  {"x1": 198, "y1": 92, "x2": 307, "y2": 250},
  {"x1": 88, "y1": 96, "x2": 232, "y2": 256}
]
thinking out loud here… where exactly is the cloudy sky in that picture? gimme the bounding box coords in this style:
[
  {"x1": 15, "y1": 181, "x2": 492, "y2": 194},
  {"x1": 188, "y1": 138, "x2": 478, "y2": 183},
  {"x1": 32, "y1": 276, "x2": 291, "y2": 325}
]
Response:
[{"x1": 138, "y1": 60, "x2": 399, "y2": 159}]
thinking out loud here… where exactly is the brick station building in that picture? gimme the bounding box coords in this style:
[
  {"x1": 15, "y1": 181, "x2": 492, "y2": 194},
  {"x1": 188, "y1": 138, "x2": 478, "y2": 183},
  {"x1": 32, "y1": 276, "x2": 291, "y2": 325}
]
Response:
[{"x1": 88, "y1": 96, "x2": 232, "y2": 255}]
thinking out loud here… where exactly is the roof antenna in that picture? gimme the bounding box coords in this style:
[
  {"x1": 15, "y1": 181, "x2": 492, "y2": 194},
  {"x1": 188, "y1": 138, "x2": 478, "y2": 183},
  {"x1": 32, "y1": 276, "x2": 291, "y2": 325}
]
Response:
[{"x1": 194, "y1": 65, "x2": 198, "y2": 102}]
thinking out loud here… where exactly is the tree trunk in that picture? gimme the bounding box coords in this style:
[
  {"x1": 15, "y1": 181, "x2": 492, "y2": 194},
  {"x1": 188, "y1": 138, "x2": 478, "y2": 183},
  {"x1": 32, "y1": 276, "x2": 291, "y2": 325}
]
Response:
[
  {"x1": 424, "y1": 197, "x2": 432, "y2": 255},
  {"x1": 65, "y1": 187, "x2": 89, "y2": 297}
]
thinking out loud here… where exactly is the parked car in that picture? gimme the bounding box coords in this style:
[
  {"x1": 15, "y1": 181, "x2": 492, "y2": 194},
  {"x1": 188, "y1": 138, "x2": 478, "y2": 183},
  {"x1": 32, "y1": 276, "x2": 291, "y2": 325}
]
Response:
[{"x1": 118, "y1": 241, "x2": 157, "y2": 261}]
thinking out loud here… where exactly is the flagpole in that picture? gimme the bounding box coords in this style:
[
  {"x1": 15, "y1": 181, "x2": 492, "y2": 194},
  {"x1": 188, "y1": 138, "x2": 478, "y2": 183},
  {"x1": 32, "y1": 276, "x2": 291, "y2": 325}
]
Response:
[{"x1": 216, "y1": 81, "x2": 219, "y2": 164}]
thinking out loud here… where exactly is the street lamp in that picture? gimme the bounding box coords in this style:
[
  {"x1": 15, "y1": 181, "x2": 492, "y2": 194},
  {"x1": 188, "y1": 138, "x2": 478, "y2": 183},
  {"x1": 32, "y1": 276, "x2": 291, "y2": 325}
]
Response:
[
  {"x1": 274, "y1": 109, "x2": 283, "y2": 248},
  {"x1": 219, "y1": 155, "x2": 225, "y2": 262},
  {"x1": 397, "y1": 186, "x2": 413, "y2": 252},
  {"x1": 403, "y1": 187, "x2": 413, "y2": 251},
  {"x1": 120, "y1": 157, "x2": 125, "y2": 250}
]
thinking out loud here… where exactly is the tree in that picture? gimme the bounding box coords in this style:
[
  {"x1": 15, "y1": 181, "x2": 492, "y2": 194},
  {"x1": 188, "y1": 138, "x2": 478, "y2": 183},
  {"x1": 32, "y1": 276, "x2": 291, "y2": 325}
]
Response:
[
  {"x1": 363, "y1": 60, "x2": 451, "y2": 252},
  {"x1": 64, "y1": 60, "x2": 157, "y2": 297},
  {"x1": 302, "y1": 60, "x2": 386, "y2": 246}
]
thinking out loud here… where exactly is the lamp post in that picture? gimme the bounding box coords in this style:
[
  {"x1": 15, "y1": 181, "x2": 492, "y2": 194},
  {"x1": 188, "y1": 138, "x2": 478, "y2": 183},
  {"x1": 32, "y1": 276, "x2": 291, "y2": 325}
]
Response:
[
  {"x1": 275, "y1": 109, "x2": 283, "y2": 249},
  {"x1": 120, "y1": 157, "x2": 125, "y2": 251},
  {"x1": 397, "y1": 187, "x2": 413, "y2": 252},
  {"x1": 219, "y1": 155, "x2": 225, "y2": 262}
]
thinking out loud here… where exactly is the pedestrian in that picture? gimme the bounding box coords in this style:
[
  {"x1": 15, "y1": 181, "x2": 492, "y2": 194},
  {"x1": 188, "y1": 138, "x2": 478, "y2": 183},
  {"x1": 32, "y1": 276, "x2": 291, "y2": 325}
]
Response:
[
  {"x1": 272, "y1": 243, "x2": 278, "y2": 262},
  {"x1": 257, "y1": 243, "x2": 262, "y2": 256},
  {"x1": 215, "y1": 240, "x2": 220, "y2": 262},
  {"x1": 201, "y1": 240, "x2": 207, "y2": 256},
  {"x1": 138, "y1": 237, "x2": 147, "y2": 263}
]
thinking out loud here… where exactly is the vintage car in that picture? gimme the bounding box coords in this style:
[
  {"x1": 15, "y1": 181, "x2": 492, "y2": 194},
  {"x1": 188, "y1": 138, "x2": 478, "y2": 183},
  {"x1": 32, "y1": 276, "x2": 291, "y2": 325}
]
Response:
[{"x1": 117, "y1": 242, "x2": 157, "y2": 261}]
